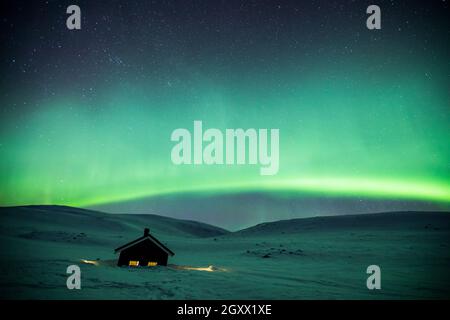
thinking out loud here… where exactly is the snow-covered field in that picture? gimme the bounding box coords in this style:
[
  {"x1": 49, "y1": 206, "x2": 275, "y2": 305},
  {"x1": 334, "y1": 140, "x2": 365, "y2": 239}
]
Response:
[{"x1": 0, "y1": 205, "x2": 449, "y2": 299}]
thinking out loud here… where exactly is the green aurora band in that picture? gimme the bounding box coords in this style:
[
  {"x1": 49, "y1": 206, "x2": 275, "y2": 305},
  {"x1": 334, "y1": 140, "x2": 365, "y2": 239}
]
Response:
[
  {"x1": 1, "y1": 59, "x2": 449, "y2": 207},
  {"x1": 1, "y1": 0, "x2": 450, "y2": 212}
]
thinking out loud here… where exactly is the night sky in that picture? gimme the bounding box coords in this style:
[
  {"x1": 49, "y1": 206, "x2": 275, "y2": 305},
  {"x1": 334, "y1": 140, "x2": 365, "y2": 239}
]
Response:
[{"x1": 0, "y1": 1, "x2": 449, "y2": 216}]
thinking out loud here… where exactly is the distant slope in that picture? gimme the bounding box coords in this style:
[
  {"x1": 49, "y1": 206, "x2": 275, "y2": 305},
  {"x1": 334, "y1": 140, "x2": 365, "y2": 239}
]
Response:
[
  {"x1": 234, "y1": 211, "x2": 450, "y2": 236},
  {"x1": 2, "y1": 206, "x2": 449, "y2": 239},
  {"x1": 0, "y1": 205, "x2": 229, "y2": 240},
  {"x1": 91, "y1": 191, "x2": 450, "y2": 230}
]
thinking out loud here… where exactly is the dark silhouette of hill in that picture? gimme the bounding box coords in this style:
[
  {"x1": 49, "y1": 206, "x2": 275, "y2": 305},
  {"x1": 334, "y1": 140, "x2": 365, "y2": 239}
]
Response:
[
  {"x1": 1, "y1": 205, "x2": 448, "y2": 237},
  {"x1": 0, "y1": 205, "x2": 229, "y2": 239},
  {"x1": 90, "y1": 191, "x2": 449, "y2": 230},
  {"x1": 234, "y1": 211, "x2": 450, "y2": 236}
]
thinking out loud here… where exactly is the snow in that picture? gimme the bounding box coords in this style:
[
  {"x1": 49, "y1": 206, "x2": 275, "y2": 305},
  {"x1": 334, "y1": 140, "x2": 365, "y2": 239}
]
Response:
[{"x1": 0, "y1": 205, "x2": 449, "y2": 299}]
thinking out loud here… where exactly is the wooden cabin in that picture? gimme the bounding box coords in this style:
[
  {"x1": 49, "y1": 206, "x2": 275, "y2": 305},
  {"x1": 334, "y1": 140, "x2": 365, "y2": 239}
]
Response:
[{"x1": 114, "y1": 228, "x2": 174, "y2": 267}]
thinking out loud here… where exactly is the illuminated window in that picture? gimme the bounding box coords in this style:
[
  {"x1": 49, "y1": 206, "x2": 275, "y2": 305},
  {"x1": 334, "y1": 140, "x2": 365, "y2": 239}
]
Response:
[
  {"x1": 148, "y1": 262, "x2": 158, "y2": 267},
  {"x1": 129, "y1": 260, "x2": 139, "y2": 266}
]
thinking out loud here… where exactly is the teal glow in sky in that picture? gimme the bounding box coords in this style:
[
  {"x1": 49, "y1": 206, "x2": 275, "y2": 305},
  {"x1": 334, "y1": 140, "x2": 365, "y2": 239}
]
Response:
[{"x1": 0, "y1": 1, "x2": 449, "y2": 210}]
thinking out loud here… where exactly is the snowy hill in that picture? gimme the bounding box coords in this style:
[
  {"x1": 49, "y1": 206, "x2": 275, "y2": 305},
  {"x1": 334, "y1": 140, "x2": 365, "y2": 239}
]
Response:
[{"x1": 0, "y1": 205, "x2": 449, "y2": 299}]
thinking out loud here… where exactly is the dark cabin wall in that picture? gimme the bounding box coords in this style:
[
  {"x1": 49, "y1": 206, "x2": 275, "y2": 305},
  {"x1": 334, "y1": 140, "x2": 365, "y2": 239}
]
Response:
[{"x1": 118, "y1": 238, "x2": 169, "y2": 266}]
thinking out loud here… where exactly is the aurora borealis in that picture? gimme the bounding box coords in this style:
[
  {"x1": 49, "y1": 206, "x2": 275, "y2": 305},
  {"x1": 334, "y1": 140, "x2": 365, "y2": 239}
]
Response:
[{"x1": 1, "y1": 0, "x2": 449, "y2": 216}]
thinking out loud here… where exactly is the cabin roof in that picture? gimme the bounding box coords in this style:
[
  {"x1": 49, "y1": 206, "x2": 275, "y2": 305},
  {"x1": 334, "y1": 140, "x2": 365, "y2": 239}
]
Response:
[{"x1": 114, "y1": 232, "x2": 175, "y2": 256}]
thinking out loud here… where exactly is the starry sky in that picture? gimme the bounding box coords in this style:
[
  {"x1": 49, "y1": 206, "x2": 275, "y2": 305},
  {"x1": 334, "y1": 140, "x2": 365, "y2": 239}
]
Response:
[{"x1": 0, "y1": 1, "x2": 449, "y2": 218}]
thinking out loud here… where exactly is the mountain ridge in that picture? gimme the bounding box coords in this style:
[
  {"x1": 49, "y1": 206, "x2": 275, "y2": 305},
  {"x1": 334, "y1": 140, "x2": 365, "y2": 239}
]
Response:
[{"x1": 1, "y1": 205, "x2": 449, "y2": 236}]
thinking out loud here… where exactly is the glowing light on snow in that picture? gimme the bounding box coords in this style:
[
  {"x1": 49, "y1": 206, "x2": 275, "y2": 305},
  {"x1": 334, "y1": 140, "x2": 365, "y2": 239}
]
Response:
[
  {"x1": 170, "y1": 264, "x2": 227, "y2": 272},
  {"x1": 81, "y1": 259, "x2": 99, "y2": 266}
]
